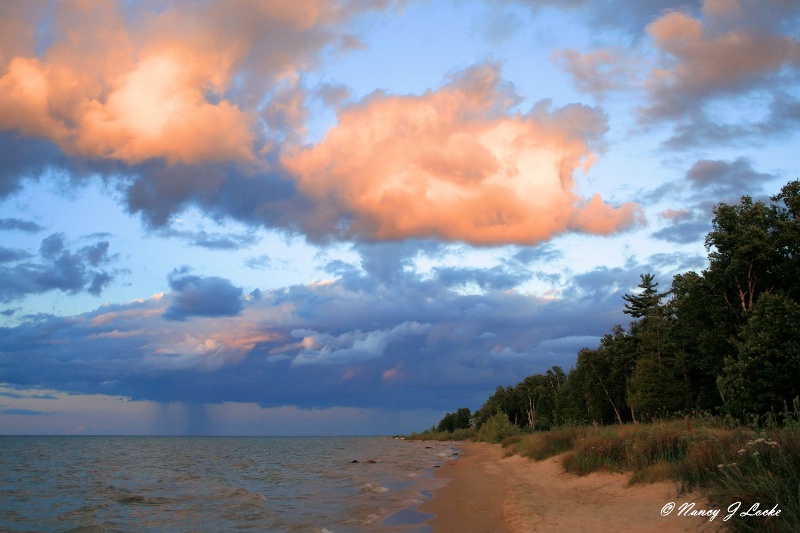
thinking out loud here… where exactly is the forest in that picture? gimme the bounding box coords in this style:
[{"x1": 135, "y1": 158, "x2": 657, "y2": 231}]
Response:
[{"x1": 433, "y1": 179, "x2": 800, "y2": 435}]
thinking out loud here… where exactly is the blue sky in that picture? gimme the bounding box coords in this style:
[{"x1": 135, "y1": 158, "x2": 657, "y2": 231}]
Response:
[{"x1": 1, "y1": 0, "x2": 799, "y2": 435}]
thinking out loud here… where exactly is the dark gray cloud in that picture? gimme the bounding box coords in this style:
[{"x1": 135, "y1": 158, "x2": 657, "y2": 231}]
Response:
[
  {"x1": 0, "y1": 218, "x2": 43, "y2": 233},
  {"x1": 159, "y1": 228, "x2": 261, "y2": 250},
  {"x1": 244, "y1": 255, "x2": 274, "y2": 270},
  {"x1": 0, "y1": 247, "x2": 32, "y2": 263},
  {"x1": 646, "y1": 252, "x2": 707, "y2": 274},
  {"x1": 0, "y1": 408, "x2": 59, "y2": 416},
  {"x1": 663, "y1": 95, "x2": 800, "y2": 149},
  {"x1": 163, "y1": 270, "x2": 244, "y2": 321},
  {"x1": 434, "y1": 265, "x2": 532, "y2": 291},
  {"x1": 508, "y1": 244, "x2": 563, "y2": 265},
  {"x1": 0, "y1": 253, "x2": 651, "y2": 411},
  {"x1": 0, "y1": 134, "x2": 51, "y2": 198},
  {"x1": 122, "y1": 159, "x2": 314, "y2": 239},
  {"x1": 646, "y1": 157, "x2": 775, "y2": 245},
  {"x1": 0, "y1": 390, "x2": 57, "y2": 400},
  {"x1": 0, "y1": 134, "x2": 128, "y2": 200},
  {"x1": 0, "y1": 233, "x2": 115, "y2": 302},
  {"x1": 686, "y1": 158, "x2": 774, "y2": 196},
  {"x1": 1, "y1": 246, "x2": 684, "y2": 415},
  {"x1": 651, "y1": 221, "x2": 710, "y2": 244}
]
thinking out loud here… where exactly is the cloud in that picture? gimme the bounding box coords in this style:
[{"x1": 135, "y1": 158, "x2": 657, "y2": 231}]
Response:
[
  {"x1": 0, "y1": 217, "x2": 43, "y2": 233},
  {"x1": 661, "y1": 94, "x2": 800, "y2": 148},
  {"x1": 651, "y1": 221, "x2": 710, "y2": 244},
  {"x1": 434, "y1": 265, "x2": 532, "y2": 291},
  {"x1": 163, "y1": 270, "x2": 244, "y2": 321},
  {"x1": 1, "y1": 4, "x2": 303, "y2": 162},
  {"x1": 491, "y1": 0, "x2": 705, "y2": 35},
  {"x1": 0, "y1": 382, "x2": 443, "y2": 435},
  {"x1": 290, "y1": 321, "x2": 431, "y2": 366},
  {"x1": 644, "y1": 2, "x2": 800, "y2": 118},
  {"x1": 0, "y1": 251, "x2": 644, "y2": 411},
  {"x1": 146, "y1": 335, "x2": 252, "y2": 371},
  {"x1": 0, "y1": 408, "x2": 59, "y2": 416},
  {"x1": 508, "y1": 244, "x2": 564, "y2": 265},
  {"x1": 283, "y1": 63, "x2": 643, "y2": 245},
  {"x1": 646, "y1": 251, "x2": 707, "y2": 273},
  {"x1": 552, "y1": 48, "x2": 642, "y2": 96},
  {"x1": 0, "y1": 233, "x2": 115, "y2": 302},
  {"x1": 685, "y1": 157, "x2": 773, "y2": 195},
  {"x1": 0, "y1": 1, "x2": 398, "y2": 167},
  {"x1": 640, "y1": 0, "x2": 800, "y2": 142},
  {"x1": 158, "y1": 228, "x2": 261, "y2": 250},
  {"x1": 0, "y1": 247, "x2": 32, "y2": 263},
  {"x1": 2, "y1": 2, "x2": 645, "y2": 248}
]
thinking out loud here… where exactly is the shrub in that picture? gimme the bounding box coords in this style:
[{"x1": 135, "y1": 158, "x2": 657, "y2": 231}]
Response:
[{"x1": 477, "y1": 413, "x2": 519, "y2": 444}]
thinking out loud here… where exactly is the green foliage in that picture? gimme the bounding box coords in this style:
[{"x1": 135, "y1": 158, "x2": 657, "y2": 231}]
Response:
[
  {"x1": 627, "y1": 356, "x2": 691, "y2": 421},
  {"x1": 573, "y1": 326, "x2": 635, "y2": 424},
  {"x1": 406, "y1": 426, "x2": 476, "y2": 441},
  {"x1": 437, "y1": 407, "x2": 472, "y2": 432},
  {"x1": 622, "y1": 273, "x2": 669, "y2": 319},
  {"x1": 719, "y1": 293, "x2": 800, "y2": 416},
  {"x1": 474, "y1": 366, "x2": 565, "y2": 431},
  {"x1": 476, "y1": 412, "x2": 519, "y2": 444},
  {"x1": 670, "y1": 271, "x2": 728, "y2": 410}
]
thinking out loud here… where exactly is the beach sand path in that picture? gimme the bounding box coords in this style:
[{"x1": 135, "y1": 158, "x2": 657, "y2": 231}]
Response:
[{"x1": 420, "y1": 442, "x2": 722, "y2": 533}]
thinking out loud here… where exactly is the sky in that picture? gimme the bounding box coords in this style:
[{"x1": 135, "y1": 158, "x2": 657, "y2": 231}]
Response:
[{"x1": 1, "y1": 0, "x2": 799, "y2": 436}]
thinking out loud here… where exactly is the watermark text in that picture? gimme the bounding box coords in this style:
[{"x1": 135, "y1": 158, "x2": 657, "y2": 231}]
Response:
[{"x1": 661, "y1": 501, "x2": 781, "y2": 522}]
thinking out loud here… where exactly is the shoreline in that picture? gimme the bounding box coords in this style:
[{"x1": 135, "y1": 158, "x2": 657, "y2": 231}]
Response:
[{"x1": 418, "y1": 441, "x2": 722, "y2": 532}]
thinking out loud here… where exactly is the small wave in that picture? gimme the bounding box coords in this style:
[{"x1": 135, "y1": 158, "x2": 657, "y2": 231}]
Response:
[
  {"x1": 230, "y1": 487, "x2": 268, "y2": 501},
  {"x1": 361, "y1": 512, "x2": 382, "y2": 525},
  {"x1": 116, "y1": 495, "x2": 170, "y2": 506},
  {"x1": 362, "y1": 482, "x2": 389, "y2": 494}
]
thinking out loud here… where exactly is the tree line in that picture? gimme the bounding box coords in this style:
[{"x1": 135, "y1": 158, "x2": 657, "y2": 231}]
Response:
[{"x1": 437, "y1": 180, "x2": 800, "y2": 433}]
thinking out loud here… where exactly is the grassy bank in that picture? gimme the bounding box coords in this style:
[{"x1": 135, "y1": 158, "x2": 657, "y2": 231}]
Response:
[
  {"x1": 410, "y1": 407, "x2": 800, "y2": 532},
  {"x1": 499, "y1": 414, "x2": 800, "y2": 533}
]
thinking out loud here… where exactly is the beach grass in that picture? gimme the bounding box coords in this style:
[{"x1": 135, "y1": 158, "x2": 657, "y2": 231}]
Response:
[
  {"x1": 497, "y1": 407, "x2": 800, "y2": 533},
  {"x1": 409, "y1": 401, "x2": 800, "y2": 532}
]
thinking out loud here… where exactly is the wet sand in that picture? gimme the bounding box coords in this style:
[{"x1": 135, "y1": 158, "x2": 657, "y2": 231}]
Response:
[{"x1": 419, "y1": 441, "x2": 722, "y2": 532}]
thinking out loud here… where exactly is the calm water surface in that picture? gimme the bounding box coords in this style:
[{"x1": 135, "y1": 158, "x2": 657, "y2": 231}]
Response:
[{"x1": 0, "y1": 436, "x2": 460, "y2": 532}]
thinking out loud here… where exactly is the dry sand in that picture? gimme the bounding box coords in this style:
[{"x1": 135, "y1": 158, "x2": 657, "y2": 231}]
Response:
[{"x1": 419, "y1": 442, "x2": 723, "y2": 533}]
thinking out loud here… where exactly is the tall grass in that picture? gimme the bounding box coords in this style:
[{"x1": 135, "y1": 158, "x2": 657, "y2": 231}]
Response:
[{"x1": 499, "y1": 404, "x2": 800, "y2": 533}]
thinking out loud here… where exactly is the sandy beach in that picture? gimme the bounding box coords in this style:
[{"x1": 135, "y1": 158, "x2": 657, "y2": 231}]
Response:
[{"x1": 419, "y1": 442, "x2": 723, "y2": 533}]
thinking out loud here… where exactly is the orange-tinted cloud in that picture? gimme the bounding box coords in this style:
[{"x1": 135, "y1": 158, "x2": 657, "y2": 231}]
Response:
[
  {"x1": 552, "y1": 48, "x2": 641, "y2": 96},
  {"x1": 643, "y1": 0, "x2": 800, "y2": 120},
  {"x1": 284, "y1": 64, "x2": 643, "y2": 245},
  {"x1": 0, "y1": 0, "x2": 389, "y2": 165}
]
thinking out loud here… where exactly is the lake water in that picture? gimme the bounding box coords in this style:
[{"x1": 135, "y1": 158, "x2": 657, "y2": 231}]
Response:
[{"x1": 0, "y1": 436, "x2": 461, "y2": 532}]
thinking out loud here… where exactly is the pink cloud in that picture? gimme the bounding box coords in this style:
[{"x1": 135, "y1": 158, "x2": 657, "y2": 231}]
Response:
[
  {"x1": 643, "y1": 0, "x2": 800, "y2": 119},
  {"x1": 659, "y1": 208, "x2": 692, "y2": 222},
  {"x1": 0, "y1": 0, "x2": 394, "y2": 166},
  {"x1": 283, "y1": 64, "x2": 642, "y2": 245},
  {"x1": 552, "y1": 48, "x2": 641, "y2": 96}
]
